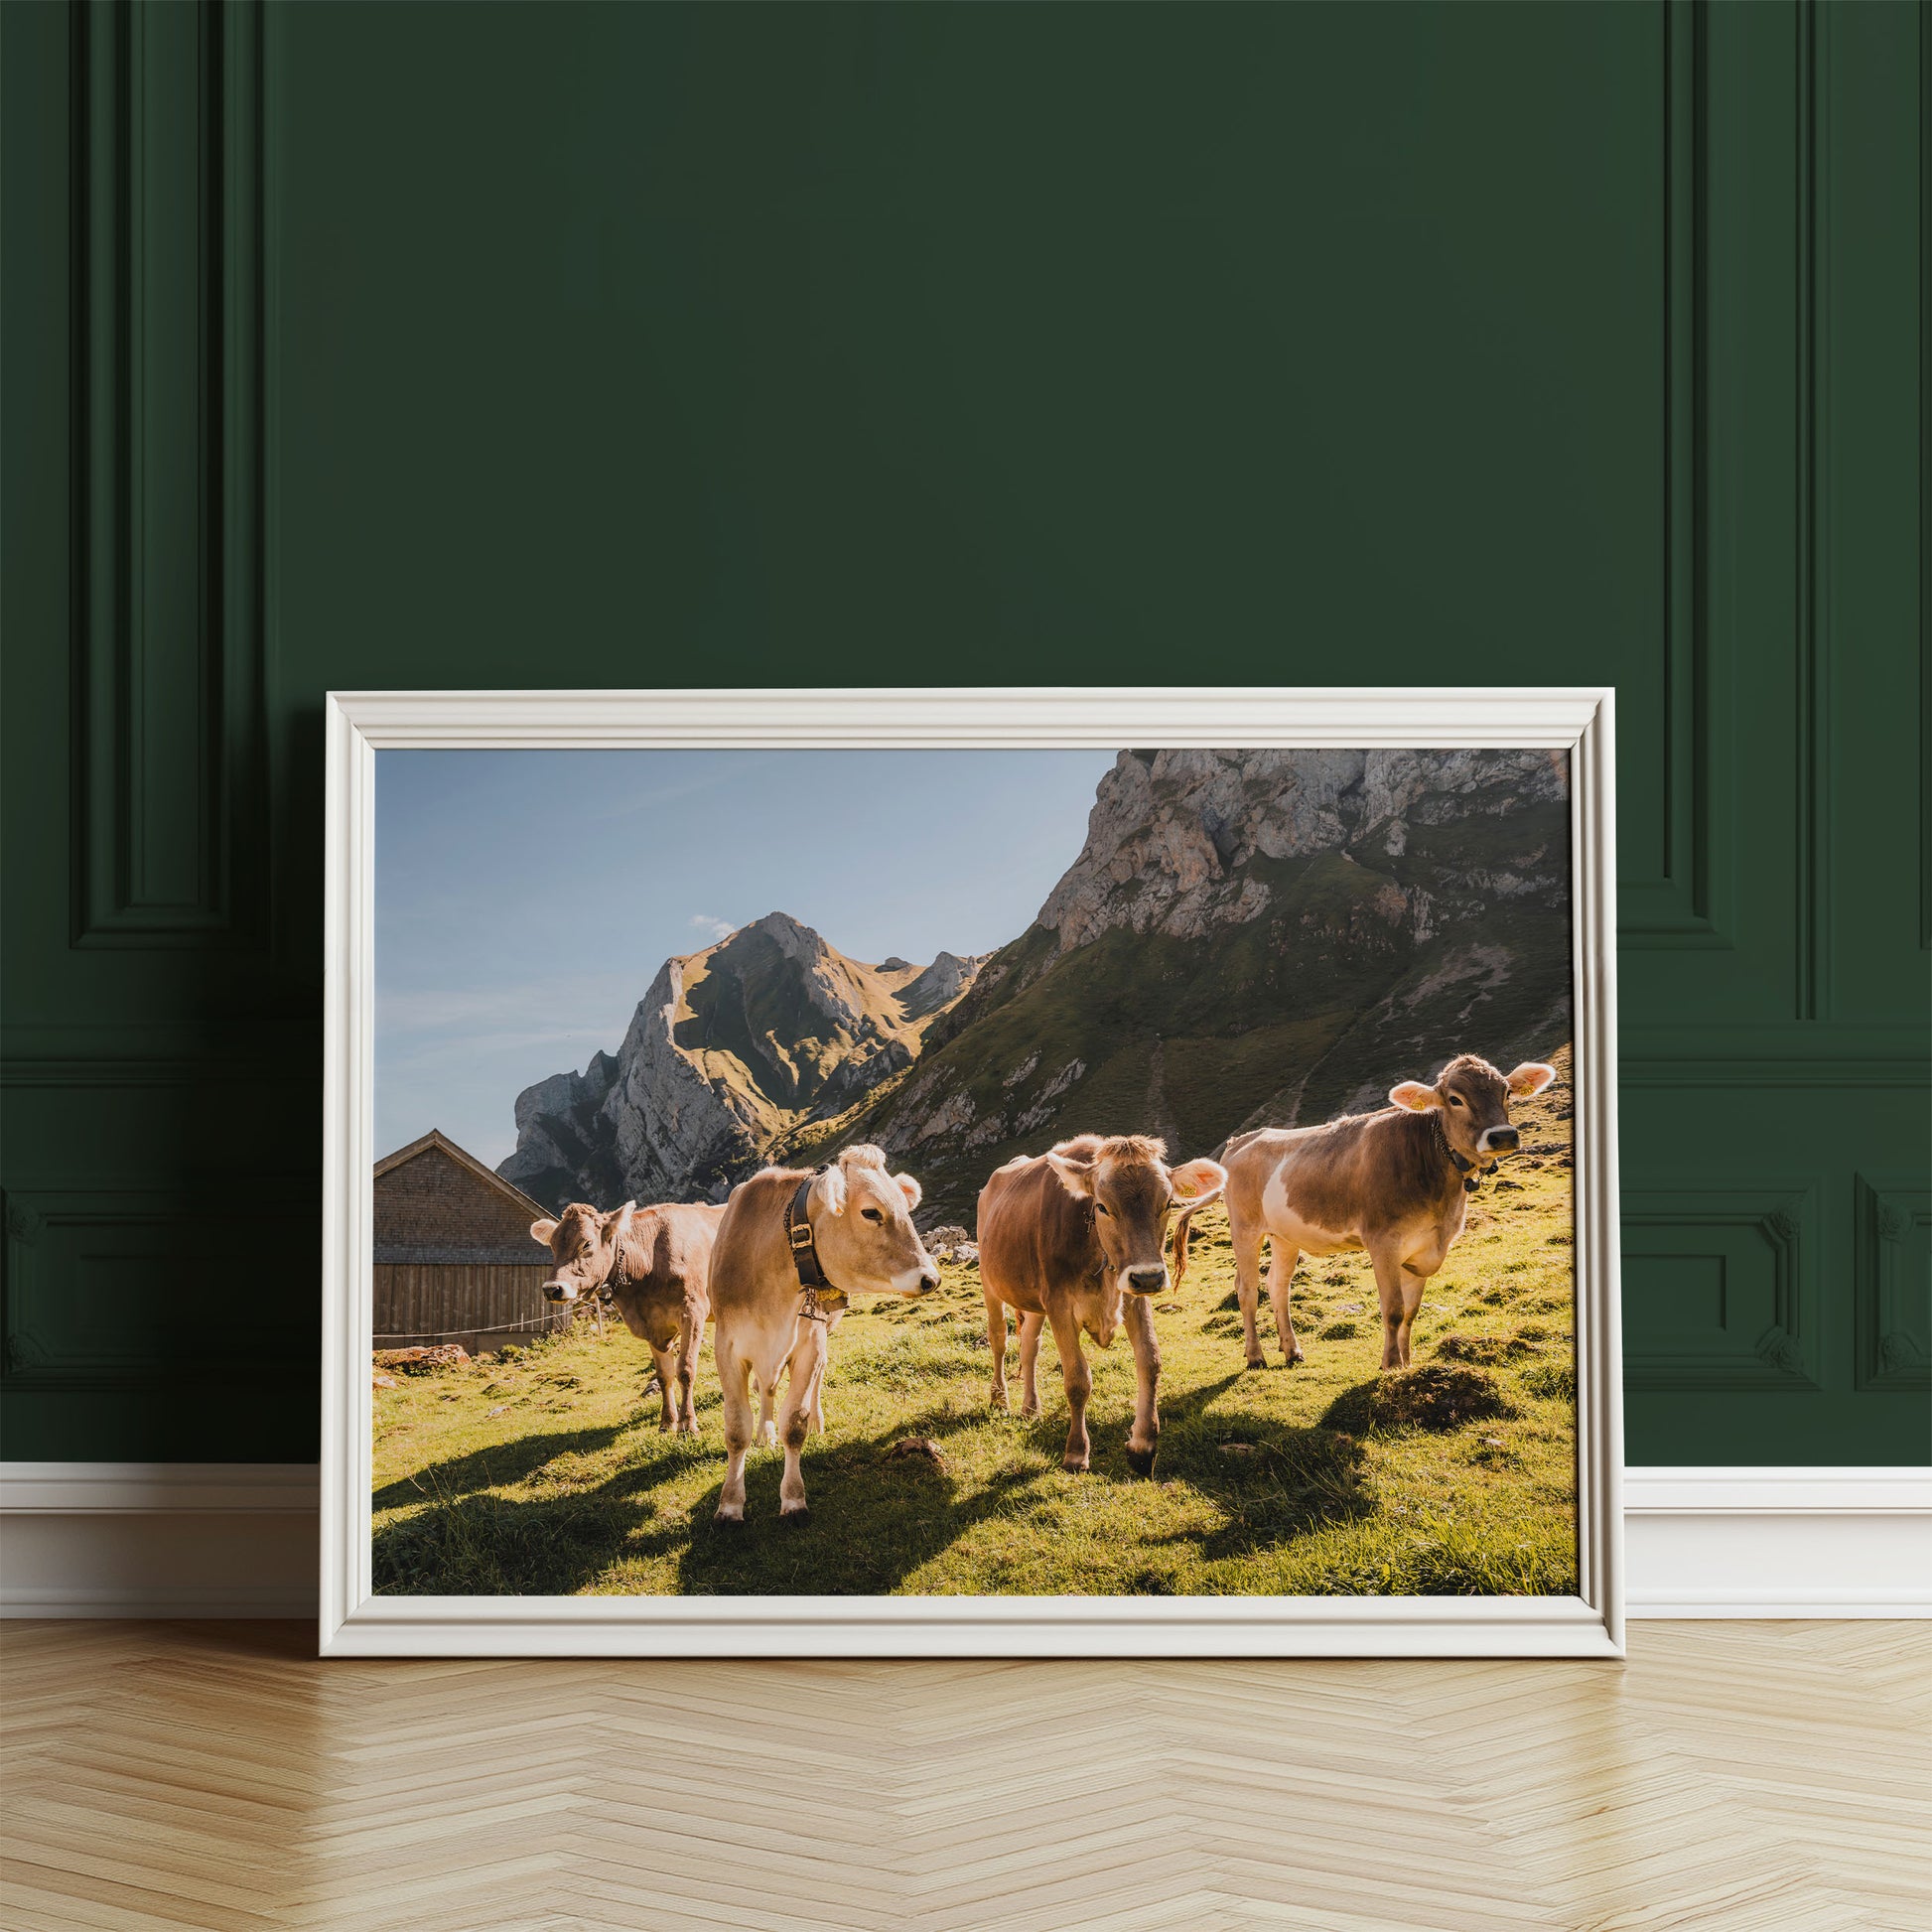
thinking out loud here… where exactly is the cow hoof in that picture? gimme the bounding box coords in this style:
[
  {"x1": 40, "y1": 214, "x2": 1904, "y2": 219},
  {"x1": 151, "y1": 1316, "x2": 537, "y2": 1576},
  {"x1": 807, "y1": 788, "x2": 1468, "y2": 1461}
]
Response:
[
  {"x1": 1124, "y1": 1447, "x2": 1157, "y2": 1479},
  {"x1": 1062, "y1": 1456, "x2": 1089, "y2": 1474},
  {"x1": 779, "y1": 1506, "x2": 810, "y2": 1528},
  {"x1": 1243, "y1": 1356, "x2": 1267, "y2": 1373},
  {"x1": 1285, "y1": 1349, "x2": 1305, "y2": 1368},
  {"x1": 714, "y1": 1509, "x2": 745, "y2": 1528}
]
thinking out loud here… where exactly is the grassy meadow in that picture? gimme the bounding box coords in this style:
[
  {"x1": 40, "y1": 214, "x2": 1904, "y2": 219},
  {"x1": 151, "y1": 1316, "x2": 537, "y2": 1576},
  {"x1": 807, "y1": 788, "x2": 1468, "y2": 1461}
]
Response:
[{"x1": 372, "y1": 1068, "x2": 1578, "y2": 1598}]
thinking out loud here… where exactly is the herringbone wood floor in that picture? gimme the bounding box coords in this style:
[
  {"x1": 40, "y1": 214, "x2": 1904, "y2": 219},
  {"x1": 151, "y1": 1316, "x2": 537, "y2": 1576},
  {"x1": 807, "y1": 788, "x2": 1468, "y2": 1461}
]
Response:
[{"x1": 1, "y1": 1622, "x2": 1925, "y2": 1931}]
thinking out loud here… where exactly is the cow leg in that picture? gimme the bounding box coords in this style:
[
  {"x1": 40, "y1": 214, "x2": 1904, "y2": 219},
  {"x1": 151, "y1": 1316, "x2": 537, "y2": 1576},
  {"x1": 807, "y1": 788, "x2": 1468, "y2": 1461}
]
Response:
[
  {"x1": 715, "y1": 1338, "x2": 756, "y2": 1523},
  {"x1": 1047, "y1": 1304, "x2": 1093, "y2": 1472},
  {"x1": 1268, "y1": 1243, "x2": 1305, "y2": 1365},
  {"x1": 676, "y1": 1314, "x2": 702, "y2": 1435},
  {"x1": 757, "y1": 1377, "x2": 777, "y2": 1450},
  {"x1": 1232, "y1": 1221, "x2": 1268, "y2": 1369},
  {"x1": 985, "y1": 1289, "x2": 1011, "y2": 1412},
  {"x1": 649, "y1": 1344, "x2": 679, "y2": 1432},
  {"x1": 1396, "y1": 1265, "x2": 1429, "y2": 1368},
  {"x1": 1123, "y1": 1295, "x2": 1162, "y2": 1478},
  {"x1": 1018, "y1": 1311, "x2": 1043, "y2": 1418},
  {"x1": 806, "y1": 1352, "x2": 827, "y2": 1435},
  {"x1": 1368, "y1": 1243, "x2": 1408, "y2": 1372},
  {"x1": 777, "y1": 1323, "x2": 826, "y2": 1522}
]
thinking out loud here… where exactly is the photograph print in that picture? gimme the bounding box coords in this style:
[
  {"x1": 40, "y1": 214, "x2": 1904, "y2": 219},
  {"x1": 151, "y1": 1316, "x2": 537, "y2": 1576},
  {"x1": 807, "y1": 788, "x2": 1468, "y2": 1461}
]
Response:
[{"x1": 366, "y1": 734, "x2": 1585, "y2": 1606}]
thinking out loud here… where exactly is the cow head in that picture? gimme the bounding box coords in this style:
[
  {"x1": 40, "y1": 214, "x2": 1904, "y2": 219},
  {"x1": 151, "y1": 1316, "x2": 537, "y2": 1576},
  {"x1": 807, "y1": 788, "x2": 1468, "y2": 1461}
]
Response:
[
  {"x1": 529, "y1": 1200, "x2": 635, "y2": 1304},
  {"x1": 1388, "y1": 1054, "x2": 1557, "y2": 1167},
  {"x1": 1046, "y1": 1135, "x2": 1228, "y2": 1298},
  {"x1": 809, "y1": 1145, "x2": 940, "y2": 1297}
]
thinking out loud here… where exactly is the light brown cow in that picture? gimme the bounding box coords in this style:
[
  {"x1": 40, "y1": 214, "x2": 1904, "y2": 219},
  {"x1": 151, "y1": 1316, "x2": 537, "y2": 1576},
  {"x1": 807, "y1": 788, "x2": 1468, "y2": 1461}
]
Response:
[
  {"x1": 1177, "y1": 1054, "x2": 1557, "y2": 1373},
  {"x1": 531, "y1": 1200, "x2": 725, "y2": 1434},
  {"x1": 977, "y1": 1135, "x2": 1227, "y2": 1476},
  {"x1": 709, "y1": 1145, "x2": 939, "y2": 1525}
]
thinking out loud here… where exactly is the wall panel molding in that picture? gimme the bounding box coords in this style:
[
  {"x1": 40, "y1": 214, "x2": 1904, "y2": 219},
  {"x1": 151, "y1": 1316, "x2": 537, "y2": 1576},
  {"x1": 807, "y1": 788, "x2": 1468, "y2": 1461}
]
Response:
[
  {"x1": 1620, "y1": 1022, "x2": 1929, "y2": 1087},
  {"x1": 1855, "y1": 1173, "x2": 1930, "y2": 1392},
  {"x1": 1621, "y1": 1180, "x2": 1821, "y2": 1392},
  {"x1": 1795, "y1": 0, "x2": 1830, "y2": 1021},
  {"x1": 1623, "y1": 0, "x2": 1727, "y2": 951},
  {"x1": 1, "y1": 1178, "x2": 311, "y2": 1394},
  {"x1": 69, "y1": 0, "x2": 265, "y2": 950}
]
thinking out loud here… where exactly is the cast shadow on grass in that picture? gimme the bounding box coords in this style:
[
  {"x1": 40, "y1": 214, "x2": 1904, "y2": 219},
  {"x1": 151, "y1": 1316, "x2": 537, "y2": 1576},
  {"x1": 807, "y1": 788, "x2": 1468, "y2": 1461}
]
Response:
[
  {"x1": 371, "y1": 1399, "x2": 1049, "y2": 1598},
  {"x1": 666, "y1": 1400, "x2": 1049, "y2": 1596},
  {"x1": 371, "y1": 1419, "x2": 723, "y2": 1594},
  {"x1": 371, "y1": 1422, "x2": 634, "y2": 1512},
  {"x1": 372, "y1": 1481, "x2": 652, "y2": 1596},
  {"x1": 1146, "y1": 1369, "x2": 1375, "y2": 1561}
]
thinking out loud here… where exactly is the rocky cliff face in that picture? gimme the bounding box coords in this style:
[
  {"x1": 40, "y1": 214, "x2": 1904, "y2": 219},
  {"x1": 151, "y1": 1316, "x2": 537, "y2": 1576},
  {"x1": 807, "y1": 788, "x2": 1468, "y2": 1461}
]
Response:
[
  {"x1": 497, "y1": 914, "x2": 983, "y2": 1211},
  {"x1": 850, "y1": 748, "x2": 1572, "y2": 1219}
]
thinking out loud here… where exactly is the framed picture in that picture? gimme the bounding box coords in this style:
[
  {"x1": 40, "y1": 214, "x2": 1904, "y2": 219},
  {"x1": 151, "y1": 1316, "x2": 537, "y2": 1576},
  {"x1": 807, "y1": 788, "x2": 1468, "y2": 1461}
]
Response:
[{"x1": 322, "y1": 689, "x2": 1622, "y2": 1657}]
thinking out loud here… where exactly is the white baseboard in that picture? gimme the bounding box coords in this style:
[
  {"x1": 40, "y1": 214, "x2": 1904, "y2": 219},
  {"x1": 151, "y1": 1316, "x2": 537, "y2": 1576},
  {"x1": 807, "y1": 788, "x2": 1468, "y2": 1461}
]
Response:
[
  {"x1": 2, "y1": 1462, "x2": 1925, "y2": 1621},
  {"x1": 1622, "y1": 1465, "x2": 1931, "y2": 1617},
  {"x1": 0, "y1": 1463, "x2": 319, "y2": 1619}
]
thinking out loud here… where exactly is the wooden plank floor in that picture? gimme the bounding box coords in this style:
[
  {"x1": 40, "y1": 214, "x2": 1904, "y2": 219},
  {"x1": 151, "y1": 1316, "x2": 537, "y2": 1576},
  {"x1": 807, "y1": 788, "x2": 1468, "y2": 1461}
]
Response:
[{"x1": 1, "y1": 1622, "x2": 1926, "y2": 1931}]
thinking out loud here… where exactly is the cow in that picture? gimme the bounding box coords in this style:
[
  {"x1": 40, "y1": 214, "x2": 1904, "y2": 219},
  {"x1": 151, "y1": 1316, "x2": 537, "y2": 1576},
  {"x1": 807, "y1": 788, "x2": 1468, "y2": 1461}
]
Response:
[
  {"x1": 1175, "y1": 1054, "x2": 1558, "y2": 1374},
  {"x1": 530, "y1": 1199, "x2": 726, "y2": 1434},
  {"x1": 976, "y1": 1135, "x2": 1228, "y2": 1477},
  {"x1": 709, "y1": 1144, "x2": 939, "y2": 1525}
]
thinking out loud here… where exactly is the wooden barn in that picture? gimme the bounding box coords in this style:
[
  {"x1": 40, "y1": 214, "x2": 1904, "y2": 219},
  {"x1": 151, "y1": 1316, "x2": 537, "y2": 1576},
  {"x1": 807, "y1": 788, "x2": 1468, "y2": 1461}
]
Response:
[{"x1": 372, "y1": 1129, "x2": 569, "y2": 1355}]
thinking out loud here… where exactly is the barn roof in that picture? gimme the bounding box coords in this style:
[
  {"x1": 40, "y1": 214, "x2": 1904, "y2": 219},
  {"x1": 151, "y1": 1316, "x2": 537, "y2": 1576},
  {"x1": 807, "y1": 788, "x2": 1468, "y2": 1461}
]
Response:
[{"x1": 373, "y1": 1128, "x2": 552, "y2": 1220}]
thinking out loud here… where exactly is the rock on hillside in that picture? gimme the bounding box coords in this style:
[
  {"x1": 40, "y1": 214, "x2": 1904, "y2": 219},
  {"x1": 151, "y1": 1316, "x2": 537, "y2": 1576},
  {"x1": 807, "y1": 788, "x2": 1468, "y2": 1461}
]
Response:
[
  {"x1": 850, "y1": 748, "x2": 1572, "y2": 1220},
  {"x1": 498, "y1": 914, "x2": 982, "y2": 1211}
]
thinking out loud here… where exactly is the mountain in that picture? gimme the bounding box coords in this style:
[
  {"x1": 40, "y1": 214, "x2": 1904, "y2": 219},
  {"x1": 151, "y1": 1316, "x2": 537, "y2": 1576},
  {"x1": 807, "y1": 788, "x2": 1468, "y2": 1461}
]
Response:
[
  {"x1": 497, "y1": 913, "x2": 984, "y2": 1211},
  {"x1": 832, "y1": 749, "x2": 1573, "y2": 1220}
]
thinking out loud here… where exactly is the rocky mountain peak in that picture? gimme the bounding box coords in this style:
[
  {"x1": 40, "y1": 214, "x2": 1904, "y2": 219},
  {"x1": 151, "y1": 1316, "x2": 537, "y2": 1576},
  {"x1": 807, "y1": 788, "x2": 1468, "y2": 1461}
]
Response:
[{"x1": 497, "y1": 916, "x2": 980, "y2": 1211}]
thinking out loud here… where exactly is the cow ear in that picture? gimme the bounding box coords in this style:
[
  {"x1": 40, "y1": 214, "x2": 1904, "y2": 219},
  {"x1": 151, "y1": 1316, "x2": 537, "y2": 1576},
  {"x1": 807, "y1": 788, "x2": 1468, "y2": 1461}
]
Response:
[
  {"x1": 1170, "y1": 1157, "x2": 1228, "y2": 1206},
  {"x1": 1389, "y1": 1081, "x2": 1440, "y2": 1112},
  {"x1": 529, "y1": 1218, "x2": 558, "y2": 1246},
  {"x1": 894, "y1": 1172, "x2": 922, "y2": 1211},
  {"x1": 605, "y1": 1201, "x2": 636, "y2": 1239},
  {"x1": 1506, "y1": 1061, "x2": 1558, "y2": 1098},
  {"x1": 1045, "y1": 1151, "x2": 1095, "y2": 1199},
  {"x1": 815, "y1": 1166, "x2": 849, "y2": 1216}
]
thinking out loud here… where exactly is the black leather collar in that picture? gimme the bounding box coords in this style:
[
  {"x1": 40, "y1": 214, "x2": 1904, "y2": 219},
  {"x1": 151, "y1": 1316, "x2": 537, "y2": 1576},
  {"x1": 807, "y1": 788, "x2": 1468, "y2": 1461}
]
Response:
[
  {"x1": 786, "y1": 1175, "x2": 832, "y2": 1291},
  {"x1": 1432, "y1": 1115, "x2": 1494, "y2": 1194},
  {"x1": 785, "y1": 1174, "x2": 849, "y2": 1319}
]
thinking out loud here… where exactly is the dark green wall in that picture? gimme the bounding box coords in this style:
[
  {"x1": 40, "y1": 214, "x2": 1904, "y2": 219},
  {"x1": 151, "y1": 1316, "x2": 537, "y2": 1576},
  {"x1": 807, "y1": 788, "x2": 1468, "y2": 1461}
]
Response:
[{"x1": 4, "y1": 1, "x2": 1926, "y2": 1465}]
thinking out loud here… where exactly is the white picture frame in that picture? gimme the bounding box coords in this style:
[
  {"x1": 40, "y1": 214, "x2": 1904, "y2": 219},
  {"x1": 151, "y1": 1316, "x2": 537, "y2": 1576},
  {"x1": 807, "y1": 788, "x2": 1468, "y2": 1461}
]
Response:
[{"x1": 321, "y1": 687, "x2": 1623, "y2": 1658}]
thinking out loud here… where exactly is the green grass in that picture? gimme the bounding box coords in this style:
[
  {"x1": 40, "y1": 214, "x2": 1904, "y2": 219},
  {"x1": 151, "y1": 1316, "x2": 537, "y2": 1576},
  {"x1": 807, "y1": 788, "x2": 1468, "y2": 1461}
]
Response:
[{"x1": 372, "y1": 1074, "x2": 1579, "y2": 1598}]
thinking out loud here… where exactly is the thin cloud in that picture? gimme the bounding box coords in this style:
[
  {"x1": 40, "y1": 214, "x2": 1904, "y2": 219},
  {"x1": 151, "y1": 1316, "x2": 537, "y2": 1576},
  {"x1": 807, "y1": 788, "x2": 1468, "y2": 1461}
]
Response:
[{"x1": 689, "y1": 913, "x2": 737, "y2": 944}]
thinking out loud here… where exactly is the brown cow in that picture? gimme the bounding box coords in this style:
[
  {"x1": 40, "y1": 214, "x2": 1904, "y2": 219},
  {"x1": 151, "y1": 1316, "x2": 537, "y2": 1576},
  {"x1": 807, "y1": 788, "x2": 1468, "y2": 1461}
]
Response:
[
  {"x1": 530, "y1": 1200, "x2": 725, "y2": 1434},
  {"x1": 977, "y1": 1135, "x2": 1227, "y2": 1477},
  {"x1": 709, "y1": 1145, "x2": 939, "y2": 1525},
  {"x1": 1178, "y1": 1054, "x2": 1557, "y2": 1373}
]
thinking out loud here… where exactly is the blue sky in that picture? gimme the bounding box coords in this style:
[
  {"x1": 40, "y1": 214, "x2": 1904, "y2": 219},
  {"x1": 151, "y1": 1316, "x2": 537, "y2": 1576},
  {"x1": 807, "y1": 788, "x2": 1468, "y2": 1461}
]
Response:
[{"x1": 375, "y1": 749, "x2": 1118, "y2": 1166}]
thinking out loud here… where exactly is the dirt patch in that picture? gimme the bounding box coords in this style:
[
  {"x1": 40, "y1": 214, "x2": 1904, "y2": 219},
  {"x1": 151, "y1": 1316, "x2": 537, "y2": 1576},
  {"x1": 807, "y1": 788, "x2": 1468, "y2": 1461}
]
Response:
[
  {"x1": 1320, "y1": 1364, "x2": 1515, "y2": 1435},
  {"x1": 374, "y1": 1344, "x2": 472, "y2": 1374},
  {"x1": 1434, "y1": 1331, "x2": 1539, "y2": 1366}
]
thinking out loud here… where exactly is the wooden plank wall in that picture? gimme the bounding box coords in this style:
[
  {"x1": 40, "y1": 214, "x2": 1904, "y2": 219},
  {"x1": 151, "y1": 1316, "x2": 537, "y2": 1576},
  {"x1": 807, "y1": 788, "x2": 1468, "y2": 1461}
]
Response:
[{"x1": 372, "y1": 1264, "x2": 565, "y2": 1346}]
